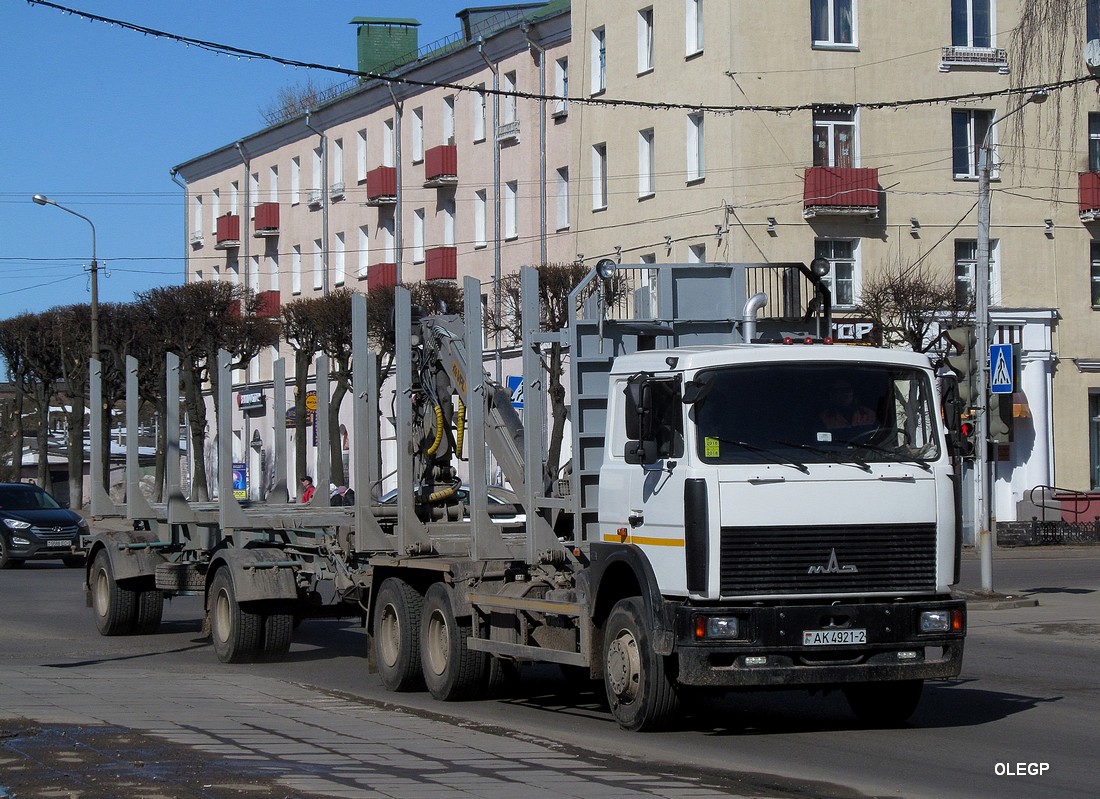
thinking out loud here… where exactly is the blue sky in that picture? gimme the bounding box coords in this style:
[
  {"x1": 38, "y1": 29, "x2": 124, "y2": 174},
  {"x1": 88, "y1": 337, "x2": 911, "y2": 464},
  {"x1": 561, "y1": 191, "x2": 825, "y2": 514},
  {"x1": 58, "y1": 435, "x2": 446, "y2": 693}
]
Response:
[{"x1": 1, "y1": 0, "x2": 458, "y2": 321}]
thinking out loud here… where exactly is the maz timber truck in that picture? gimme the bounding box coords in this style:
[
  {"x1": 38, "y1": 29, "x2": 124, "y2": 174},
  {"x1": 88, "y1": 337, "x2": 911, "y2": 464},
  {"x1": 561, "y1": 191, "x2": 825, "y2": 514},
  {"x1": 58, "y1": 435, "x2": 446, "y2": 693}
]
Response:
[{"x1": 83, "y1": 261, "x2": 966, "y2": 731}]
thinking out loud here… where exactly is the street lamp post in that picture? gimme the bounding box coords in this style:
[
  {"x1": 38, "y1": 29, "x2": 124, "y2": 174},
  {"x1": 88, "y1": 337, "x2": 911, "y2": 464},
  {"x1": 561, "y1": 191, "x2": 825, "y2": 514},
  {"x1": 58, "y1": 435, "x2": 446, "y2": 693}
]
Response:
[
  {"x1": 974, "y1": 89, "x2": 1047, "y2": 593},
  {"x1": 32, "y1": 194, "x2": 99, "y2": 360}
]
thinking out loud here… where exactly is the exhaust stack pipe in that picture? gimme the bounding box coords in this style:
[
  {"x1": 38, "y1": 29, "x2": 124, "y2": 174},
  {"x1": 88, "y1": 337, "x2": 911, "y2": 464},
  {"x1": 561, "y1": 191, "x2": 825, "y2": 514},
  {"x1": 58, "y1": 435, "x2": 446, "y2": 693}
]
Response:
[{"x1": 741, "y1": 292, "x2": 768, "y2": 343}]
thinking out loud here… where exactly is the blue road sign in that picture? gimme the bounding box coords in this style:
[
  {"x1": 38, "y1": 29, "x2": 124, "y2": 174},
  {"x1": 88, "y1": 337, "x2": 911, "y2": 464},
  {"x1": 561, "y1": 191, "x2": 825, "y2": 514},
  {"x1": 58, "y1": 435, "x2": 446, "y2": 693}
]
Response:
[
  {"x1": 507, "y1": 375, "x2": 524, "y2": 408},
  {"x1": 990, "y1": 343, "x2": 1014, "y2": 394}
]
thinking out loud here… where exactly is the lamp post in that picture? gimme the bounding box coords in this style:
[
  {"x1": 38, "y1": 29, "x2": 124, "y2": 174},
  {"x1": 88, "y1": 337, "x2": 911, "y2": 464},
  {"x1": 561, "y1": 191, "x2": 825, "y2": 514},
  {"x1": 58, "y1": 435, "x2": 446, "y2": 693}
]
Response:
[
  {"x1": 974, "y1": 89, "x2": 1047, "y2": 593},
  {"x1": 32, "y1": 194, "x2": 99, "y2": 360}
]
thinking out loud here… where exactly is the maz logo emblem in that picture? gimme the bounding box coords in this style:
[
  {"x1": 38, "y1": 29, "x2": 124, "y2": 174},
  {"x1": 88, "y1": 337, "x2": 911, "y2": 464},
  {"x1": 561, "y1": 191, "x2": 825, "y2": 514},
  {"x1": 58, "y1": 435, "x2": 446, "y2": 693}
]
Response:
[{"x1": 807, "y1": 547, "x2": 858, "y2": 574}]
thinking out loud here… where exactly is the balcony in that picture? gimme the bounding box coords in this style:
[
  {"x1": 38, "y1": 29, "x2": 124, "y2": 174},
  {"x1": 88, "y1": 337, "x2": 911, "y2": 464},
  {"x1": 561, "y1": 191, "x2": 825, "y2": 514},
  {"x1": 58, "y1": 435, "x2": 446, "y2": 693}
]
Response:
[
  {"x1": 189, "y1": 231, "x2": 203, "y2": 247},
  {"x1": 253, "y1": 202, "x2": 280, "y2": 236},
  {"x1": 496, "y1": 120, "x2": 520, "y2": 144},
  {"x1": 425, "y1": 247, "x2": 457, "y2": 281},
  {"x1": 330, "y1": 181, "x2": 346, "y2": 200},
  {"x1": 803, "y1": 166, "x2": 880, "y2": 219},
  {"x1": 256, "y1": 290, "x2": 281, "y2": 318},
  {"x1": 366, "y1": 166, "x2": 397, "y2": 205},
  {"x1": 368, "y1": 262, "x2": 397, "y2": 289},
  {"x1": 424, "y1": 145, "x2": 458, "y2": 187},
  {"x1": 939, "y1": 46, "x2": 1009, "y2": 74},
  {"x1": 1080, "y1": 172, "x2": 1100, "y2": 222},
  {"x1": 215, "y1": 213, "x2": 240, "y2": 249},
  {"x1": 308, "y1": 189, "x2": 323, "y2": 209}
]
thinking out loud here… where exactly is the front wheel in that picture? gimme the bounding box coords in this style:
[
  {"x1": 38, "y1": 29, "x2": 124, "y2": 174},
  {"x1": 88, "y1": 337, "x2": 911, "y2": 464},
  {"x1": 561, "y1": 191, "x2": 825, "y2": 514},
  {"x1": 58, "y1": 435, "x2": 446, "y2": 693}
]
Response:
[
  {"x1": 844, "y1": 679, "x2": 924, "y2": 726},
  {"x1": 603, "y1": 597, "x2": 680, "y2": 731},
  {"x1": 421, "y1": 582, "x2": 490, "y2": 701}
]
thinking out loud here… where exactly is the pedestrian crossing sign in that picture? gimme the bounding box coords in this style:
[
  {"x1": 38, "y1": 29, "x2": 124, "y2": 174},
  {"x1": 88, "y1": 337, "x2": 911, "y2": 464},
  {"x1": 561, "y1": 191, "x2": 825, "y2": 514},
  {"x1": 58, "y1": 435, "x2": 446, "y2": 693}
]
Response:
[{"x1": 990, "y1": 344, "x2": 1014, "y2": 394}]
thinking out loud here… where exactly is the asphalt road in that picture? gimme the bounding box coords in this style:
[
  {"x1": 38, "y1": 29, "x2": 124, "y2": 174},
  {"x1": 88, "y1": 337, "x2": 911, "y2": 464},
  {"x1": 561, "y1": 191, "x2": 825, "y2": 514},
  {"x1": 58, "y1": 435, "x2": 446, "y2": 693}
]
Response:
[{"x1": 1, "y1": 546, "x2": 1098, "y2": 799}]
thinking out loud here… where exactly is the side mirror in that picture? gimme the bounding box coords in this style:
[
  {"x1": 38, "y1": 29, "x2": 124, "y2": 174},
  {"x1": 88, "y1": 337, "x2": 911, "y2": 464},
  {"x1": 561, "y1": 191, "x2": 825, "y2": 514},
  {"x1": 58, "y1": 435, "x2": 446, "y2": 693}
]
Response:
[{"x1": 624, "y1": 439, "x2": 658, "y2": 465}]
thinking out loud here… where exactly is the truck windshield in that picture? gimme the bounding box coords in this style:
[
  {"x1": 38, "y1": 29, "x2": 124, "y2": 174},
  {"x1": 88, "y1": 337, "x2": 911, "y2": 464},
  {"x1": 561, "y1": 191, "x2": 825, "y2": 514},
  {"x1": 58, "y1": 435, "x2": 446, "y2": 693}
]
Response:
[{"x1": 692, "y1": 363, "x2": 941, "y2": 466}]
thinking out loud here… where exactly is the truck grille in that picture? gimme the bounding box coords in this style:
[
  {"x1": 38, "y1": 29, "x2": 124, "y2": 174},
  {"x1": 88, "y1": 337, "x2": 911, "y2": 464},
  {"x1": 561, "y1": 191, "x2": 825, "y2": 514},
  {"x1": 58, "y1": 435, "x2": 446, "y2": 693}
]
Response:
[{"x1": 719, "y1": 523, "x2": 937, "y2": 596}]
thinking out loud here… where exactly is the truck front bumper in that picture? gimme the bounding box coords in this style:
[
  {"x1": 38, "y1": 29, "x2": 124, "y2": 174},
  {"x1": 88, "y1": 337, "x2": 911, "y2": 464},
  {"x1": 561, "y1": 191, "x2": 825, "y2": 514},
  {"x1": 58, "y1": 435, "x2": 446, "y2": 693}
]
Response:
[{"x1": 673, "y1": 597, "x2": 966, "y2": 688}]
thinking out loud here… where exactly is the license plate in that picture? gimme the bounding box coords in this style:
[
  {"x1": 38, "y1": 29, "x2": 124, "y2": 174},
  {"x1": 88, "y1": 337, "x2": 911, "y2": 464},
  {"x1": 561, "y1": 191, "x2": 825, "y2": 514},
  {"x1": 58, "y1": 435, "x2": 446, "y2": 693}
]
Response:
[
  {"x1": 803, "y1": 628, "x2": 867, "y2": 646},
  {"x1": 47, "y1": 539, "x2": 69, "y2": 548}
]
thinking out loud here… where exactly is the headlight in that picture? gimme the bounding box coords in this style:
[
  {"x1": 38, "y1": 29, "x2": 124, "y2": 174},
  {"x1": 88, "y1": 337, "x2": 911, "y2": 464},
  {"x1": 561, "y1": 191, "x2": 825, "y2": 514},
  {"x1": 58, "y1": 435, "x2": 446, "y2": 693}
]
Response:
[
  {"x1": 12, "y1": 536, "x2": 31, "y2": 546},
  {"x1": 76, "y1": 516, "x2": 89, "y2": 529},
  {"x1": 694, "y1": 615, "x2": 741, "y2": 640},
  {"x1": 919, "y1": 610, "x2": 951, "y2": 633},
  {"x1": 3, "y1": 518, "x2": 31, "y2": 530}
]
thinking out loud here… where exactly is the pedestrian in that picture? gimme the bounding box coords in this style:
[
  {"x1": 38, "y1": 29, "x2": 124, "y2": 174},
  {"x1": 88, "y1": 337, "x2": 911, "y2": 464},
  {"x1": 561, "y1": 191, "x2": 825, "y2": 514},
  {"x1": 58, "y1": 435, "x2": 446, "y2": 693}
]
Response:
[
  {"x1": 330, "y1": 484, "x2": 355, "y2": 506},
  {"x1": 300, "y1": 475, "x2": 315, "y2": 503}
]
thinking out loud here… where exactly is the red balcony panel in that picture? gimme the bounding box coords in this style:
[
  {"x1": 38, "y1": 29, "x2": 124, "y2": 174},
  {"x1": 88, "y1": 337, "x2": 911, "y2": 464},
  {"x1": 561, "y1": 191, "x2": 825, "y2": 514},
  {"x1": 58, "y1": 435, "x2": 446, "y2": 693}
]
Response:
[
  {"x1": 803, "y1": 166, "x2": 879, "y2": 217},
  {"x1": 368, "y1": 262, "x2": 398, "y2": 290},
  {"x1": 424, "y1": 145, "x2": 458, "y2": 186},
  {"x1": 367, "y1": 166, "x2": 398, "y2": 204},
  {"x1": 228, "y1": 299, "x2": 241, "y2": 318},
  {"x1": 425, "y1": 247, "x2": 458, "y2": 281},
  {"x1": 215, "y1": 213, "x2": 241, "y2": 248},
  {"x1": 254, "y1": 201, "x2": 280, "y2": 234},
  {"x1": 256, "y1": 290, "x2": 281, "y2": 318},
  {"x1": 1080, "y1": 172, "x2": 1100, "y2": 220}
]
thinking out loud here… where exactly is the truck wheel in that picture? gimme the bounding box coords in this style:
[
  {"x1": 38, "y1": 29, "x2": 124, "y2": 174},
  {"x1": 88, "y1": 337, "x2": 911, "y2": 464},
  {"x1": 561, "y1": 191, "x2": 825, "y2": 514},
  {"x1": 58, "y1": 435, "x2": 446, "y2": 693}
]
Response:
[
  {"x1": 91, "y1": 549, "x2": 139, "y2": 635},
  {"x1": 210, "y1": 568, "x2": 262, "y2": 663},
  {"x1": 421, "y1": 581, "x2": 489, "y2": 701},
  {"x1": 603, "y1": 597, "x2": 680, "y2": 731},
  {"x1": 257, "y1": 601, "x2": 295, "y2": 662},
  {"x1": 133, "y1": 585, "x2": 164, "y2": 635},
  {"x1": 844, "y1": 679, "x2": 924, "y2": 726},
  {"x1": 373, "y1": 578, "x2": 424, "y2": 691}
]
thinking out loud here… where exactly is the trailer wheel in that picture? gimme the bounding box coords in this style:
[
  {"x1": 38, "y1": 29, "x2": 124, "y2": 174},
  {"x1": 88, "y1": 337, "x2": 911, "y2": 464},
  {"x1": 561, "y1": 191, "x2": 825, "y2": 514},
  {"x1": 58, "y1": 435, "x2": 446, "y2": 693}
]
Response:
[
  {"x1": 603, "y1": 597, "x2": 680, "y2": 731},
  {"x1": 210, "y1": 568, "x2": 262, "y2": 663},
  {"x1": 133, "y1": 585, "x2": 164, "y2": 635},
  {"x1": 421, "y1": 581, "x2": 489, "y2": 701},
  {"x1": 844, "y1": 679, "x2": 924, "y2": 727},
  {"x1": 91, "y1": 549, "x2": 139, "y2": 635},
  {"x1": 373, "y1": 578, "x2": 424, "y2": 691},
  {"x1": 257, "y1": 601, "x2": 295, "y2": 662}
]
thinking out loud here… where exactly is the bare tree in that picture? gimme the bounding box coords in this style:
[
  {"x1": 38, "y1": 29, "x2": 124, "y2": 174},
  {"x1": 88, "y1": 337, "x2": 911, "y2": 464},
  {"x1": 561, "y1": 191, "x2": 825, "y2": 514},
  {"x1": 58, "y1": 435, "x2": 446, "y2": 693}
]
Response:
[{"x1": 259, "y1": 78, "x2": 326, "y2": 126}]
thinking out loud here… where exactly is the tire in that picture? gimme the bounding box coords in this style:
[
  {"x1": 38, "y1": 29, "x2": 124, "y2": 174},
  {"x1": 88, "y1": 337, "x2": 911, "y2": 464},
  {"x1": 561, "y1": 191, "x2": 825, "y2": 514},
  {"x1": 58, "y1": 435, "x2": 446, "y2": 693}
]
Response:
[
  {"x1": 91, "y1": 549, "x2": 139, "y2": 635},
  {"x1": 133, "y1": 586, "x2": 164, "y2": 635},
  {"x1": 209, "y1": 568, "x2": 262, "y2": 663},
  {"x1": 0, "y1": 536, "x2": 24, "y2": 569},
  {"x1": 372, "y1": 578, "x2": 425, "y2": 691},
  {"x1": 603, "y1": 597, "x2": 680, "y2": 731},
  {"x1": 257, "y1": 601, "x2": 295, "y2": 662},
  {"x1": 420, "y1": 581, "x2": 490, "y2": 701},
  {"x1": 844, "y1": 680, "x2": 924, "y2": 727}
]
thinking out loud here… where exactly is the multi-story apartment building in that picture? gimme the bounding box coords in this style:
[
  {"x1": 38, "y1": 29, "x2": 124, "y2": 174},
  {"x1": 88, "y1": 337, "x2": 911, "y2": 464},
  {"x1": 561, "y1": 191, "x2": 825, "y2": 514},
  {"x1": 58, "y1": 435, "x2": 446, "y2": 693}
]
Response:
[{"x1": 174, "y1": 1, "x2": 1100, "y2": 532}]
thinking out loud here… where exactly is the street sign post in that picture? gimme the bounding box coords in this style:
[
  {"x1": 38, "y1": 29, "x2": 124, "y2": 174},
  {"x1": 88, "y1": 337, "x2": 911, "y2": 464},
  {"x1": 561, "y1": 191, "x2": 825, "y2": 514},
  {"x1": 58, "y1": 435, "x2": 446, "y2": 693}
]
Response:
[{"x1": 990, "y1": 344, "x2": 1014, "y2": 395}]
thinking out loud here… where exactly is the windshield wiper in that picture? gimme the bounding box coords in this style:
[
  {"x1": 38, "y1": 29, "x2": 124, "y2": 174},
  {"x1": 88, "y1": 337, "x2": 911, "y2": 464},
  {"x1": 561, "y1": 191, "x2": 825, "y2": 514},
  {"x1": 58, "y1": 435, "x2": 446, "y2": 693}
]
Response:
[
  {"x1": 714, "y1": 438, "x2": 809, "y2": 474},
  {"x1": 833, "y1": 439, "x2": 933, "y2": 472},
  {"x1": 775, "y1": 440, "x2": 872, "y2": 472}
]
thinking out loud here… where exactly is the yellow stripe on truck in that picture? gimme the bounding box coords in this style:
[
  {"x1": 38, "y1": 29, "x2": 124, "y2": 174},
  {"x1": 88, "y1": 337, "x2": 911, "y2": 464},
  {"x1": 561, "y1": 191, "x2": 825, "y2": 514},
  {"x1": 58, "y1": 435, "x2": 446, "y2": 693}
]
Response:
[{"x1": 601, "y1": 534, "x2": 685, "y2": 547}]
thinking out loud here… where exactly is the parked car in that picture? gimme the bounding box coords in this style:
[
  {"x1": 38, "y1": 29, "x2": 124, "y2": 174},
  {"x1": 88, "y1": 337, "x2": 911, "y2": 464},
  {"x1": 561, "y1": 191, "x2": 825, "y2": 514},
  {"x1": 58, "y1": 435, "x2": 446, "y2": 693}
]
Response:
[{"x1": 0, "y1": 483, "x2": 88, "y2": 568}]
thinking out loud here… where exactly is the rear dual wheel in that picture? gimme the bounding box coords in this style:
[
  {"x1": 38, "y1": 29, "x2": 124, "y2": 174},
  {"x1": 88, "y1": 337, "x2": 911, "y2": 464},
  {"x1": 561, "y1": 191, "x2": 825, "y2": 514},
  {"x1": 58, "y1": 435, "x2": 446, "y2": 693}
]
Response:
[
  {"x1": 373, "y1": 578, "x2": 425, "y2": 691},
  {"x1": 421, "y1": 582, "x2": 491, "y2": 701},
  {"x1": 91, "y1": 549, "x2": 162, "y2": 635},
  {"x1": 209, "y1": 568, "x2": 294, "y2": 664}
]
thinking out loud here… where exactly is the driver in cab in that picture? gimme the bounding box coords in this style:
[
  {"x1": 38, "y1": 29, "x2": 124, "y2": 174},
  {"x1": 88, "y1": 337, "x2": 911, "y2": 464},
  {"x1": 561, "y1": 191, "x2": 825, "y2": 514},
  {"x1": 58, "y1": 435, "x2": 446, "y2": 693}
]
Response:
[{"x1": 819, "y1": 380, "x2": 876, "y2": 430}]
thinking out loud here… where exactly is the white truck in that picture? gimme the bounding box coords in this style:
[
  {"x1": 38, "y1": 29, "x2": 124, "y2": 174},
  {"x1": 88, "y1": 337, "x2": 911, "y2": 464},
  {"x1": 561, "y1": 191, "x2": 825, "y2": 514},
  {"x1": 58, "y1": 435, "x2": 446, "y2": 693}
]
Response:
[{"x1": 83, "y1": 261, "x2": 965, "y2": 730}]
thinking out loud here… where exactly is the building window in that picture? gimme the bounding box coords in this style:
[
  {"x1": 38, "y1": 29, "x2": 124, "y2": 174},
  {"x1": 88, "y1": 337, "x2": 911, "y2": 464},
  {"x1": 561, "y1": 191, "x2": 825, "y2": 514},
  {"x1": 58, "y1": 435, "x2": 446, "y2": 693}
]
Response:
[
  {"x1": 334, "y1": 232, "x2": 346, "y2": 287},
  {"x1": 211, "y1": 189, "x2": 220, "y2": 230},
  {"x1": 592, "y1": 143, "x2": 608, "y2": 210},
  {"x1": 505, "y1": 181, "x2": 518, "y2": 240},
  {"x1": 474, "y1": 190, "x2": 487, "y2": 249},
  {"x1": 686, "y1": 112, "x2": 705, "y2": 182},
  {"x1": 269, "y1": 252, "x2": 279, "y2": 292},
  {"x1": 292, "y1": 245, "x2": 302, "y2": 295},
  {"x1": 358, "y1": 225, "x2": 369, "y2": 278},
  {"x1": 473, "y1": 84, "x2": 487, "y2": 142},
  {"x1": 1090, "y1": 393, "x2": 1100, "y2": 489},
  {"x1": 638, "y1": 8, "x2": 654, "y2": 74},
  {"x1": 413, "y1": 208, "x2": 425, "y2": 263},
  {"x1": 443, "y1": 197, "x2": 456, "y2": 247},
  {"x1": 250, "y1": 171, "x2": 260, "y2": 217},
  {"x1": 250, "y1": 256, "x2": 260, "y2": 294},
  {"x1": 1091, "y1": 242, "x2": 1100, "y2": 307},
  {"x1": 556, "y1": 167, "x2": 570, "y2": 230},
  {"x1": 230, "y1": 181, "x2": 239, "y2": 215},
  {"x1": 951, "y1": 109, "x2": 994, "y2": 179},
  {"x1": 268, "y1": 165, "x2": 279, "y2": 203},
  {"x1": 412, "y1": 107, "x2": 424, "y2": 163},
  {"x1": 952, "y1": 0, "x2": 992, "y2": 48},
  {"x1": 356, "y1": 129, "x2": 368, "y2": 182},
  {"x1": 312, "y1": 239, "x2": 323, "y2": 291},
  {"x1": 688, "y1": 243, "x2": 706, "y2": 263},
  {"x1": 811, "y1": 0, "x2": 855, "y2": 47},
  {"x1": 1090, "y1": 113, "x2": 1100, "y2": 173},
  {"x1": 686, "y1": 0, "x2": 703, "y2": 56},
  {"x1": 443, "y1": 95, "x2": 456, "y2": 144},
  {"x1": 290, "y1": 158, "x2": 300, "y2": 205},
  {"x1": 331, "y1": 139, "x2": 344, "y2": 190},
  {"x1": 503, "y1": 72, "x2": 517, "y2": 125},
  {"x1": 816, "y1": 239, "x2": 858, "y2": 308},
  {"x1": 383, "y1": 118, "x2": 395, "y2": 167},
  {"x1": 1090, "y1": 0, "x2": 1100, "y2": 43},
  {"x1": 311, "y1": 149, "x2": 322, "y2": 197},
  {"x1": 381, "y1": 214, "x2": 395, "y2": 263},
  {"x1": 954, "y1": 239, "x2": 998, "y2": 306},
  {"x1": 813, "y1": 106, "x2": 856, "y2": 168},
  {"x1": 554, "y1": 58, "x2": 569, "y2": 116},
  {"x1": 591, "y1": 27, "x2": 606, "y2": 94},
  {"x1": 191, "y1": 195, "x2": 203, "y2": 238},
  {"x1": 638, "y1": 128, "x2": 655, "y2": 197}
]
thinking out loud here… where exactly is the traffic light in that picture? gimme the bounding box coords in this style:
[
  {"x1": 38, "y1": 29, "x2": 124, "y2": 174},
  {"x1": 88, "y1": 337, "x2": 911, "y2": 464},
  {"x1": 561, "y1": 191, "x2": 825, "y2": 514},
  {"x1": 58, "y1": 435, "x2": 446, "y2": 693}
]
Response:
[
  {"x1": 958, "y1": 411, "x2": 977, "y2": 459},
  {"x1": 989, "y1": 393, "x2": 1014, "y2": 444},
  {"x1": 944, "y1": 326, "x2": 977, "y2": 407}
]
